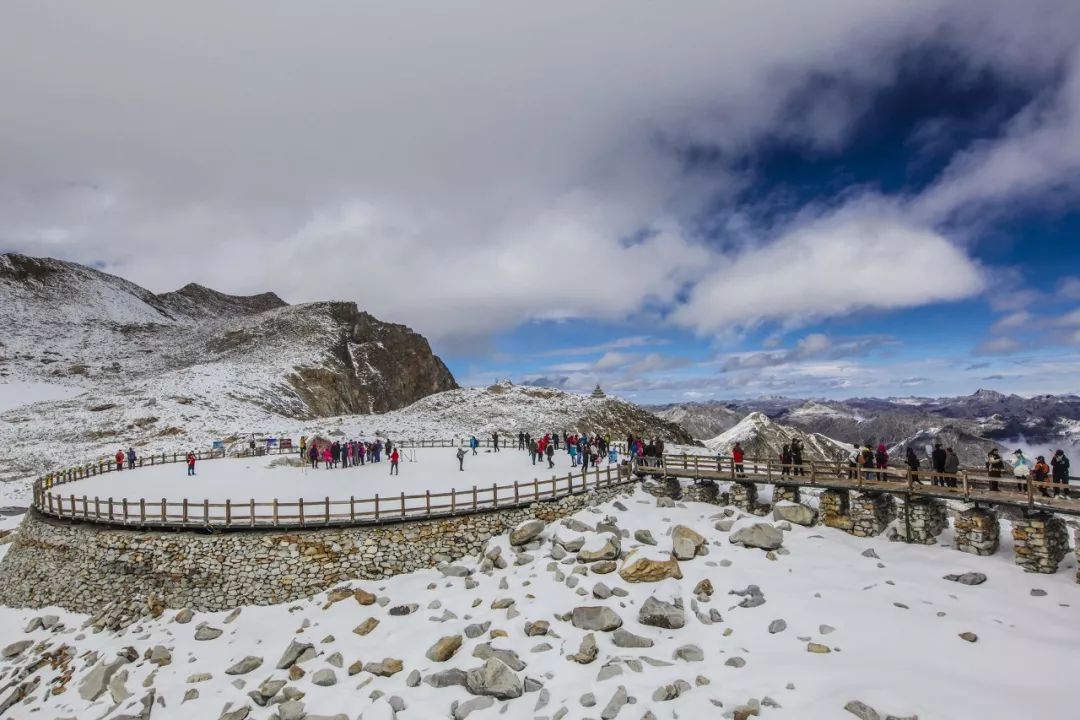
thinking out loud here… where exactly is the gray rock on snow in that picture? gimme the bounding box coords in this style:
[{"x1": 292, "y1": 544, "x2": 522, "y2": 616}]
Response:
[
  {"x1": 571, "y1": 606, "x2": 623, "y2": 631},
  {"x1": 638, "y1": 596, "x2": 684, "y2": 629},
  {"x1": 729, "y1": 523, "x2": 784, "y2": 550},
  {"x1": 465, "y1": 658, "x2": 523, "y2": 699}
]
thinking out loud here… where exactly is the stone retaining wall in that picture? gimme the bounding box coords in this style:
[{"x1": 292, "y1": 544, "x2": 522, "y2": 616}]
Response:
[{"x1": 0, "y1": 484, "x2": 630, "y2": 613}]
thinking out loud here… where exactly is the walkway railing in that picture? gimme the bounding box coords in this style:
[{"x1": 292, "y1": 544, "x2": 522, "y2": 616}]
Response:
[
  {"x1": 30, "y1": 442, "x2": 634, "y2": 530},
  {"x1": 648, "y1": 453, "x2": 1078, "y2": 514}
]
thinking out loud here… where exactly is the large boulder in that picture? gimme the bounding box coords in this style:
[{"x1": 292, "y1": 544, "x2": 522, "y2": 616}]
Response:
[
  {"x1": 671, "y1": 525, "x2": 707, "y2": 560},
  {"x1": 772, "y1": 502, "x2": 817, "y2": 527},
  {"x1": 729, "y1": 523, "x2": 784, "y2": 550},
  {"x1": 465, "y1": 658, "x2": 523, "y2": 699},
  {"x1": 638, "y1": 596, "x2": 685, "y2": 629},
  {"x1": 618, "y1": 549, "x2": 683, "y2": 583},
  {"x1": 510, "y1": 520, "x2": 546, "y2": 546},
  {"x1": 571, "y1": 606, "x2": 623, "y2": 632}
]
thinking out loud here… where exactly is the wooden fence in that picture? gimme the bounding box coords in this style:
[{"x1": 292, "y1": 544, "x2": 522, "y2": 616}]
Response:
[{"x1": 30, "y1": 443, "x2": 634, "y2": 530}]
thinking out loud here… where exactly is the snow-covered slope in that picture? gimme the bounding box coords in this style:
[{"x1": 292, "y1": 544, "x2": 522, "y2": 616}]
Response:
[
  {"x1": 703, "y1": 412, "x2": 854, "y2": 462},
  {"x1": 651, "y1": 402, "x2": 744, "y2": 440},
  {"x1": 1, "y1": 487, "x2": 1075, "y2": 720}
]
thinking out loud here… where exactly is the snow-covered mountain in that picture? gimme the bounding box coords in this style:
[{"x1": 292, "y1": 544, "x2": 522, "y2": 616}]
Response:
[
  {"x1": 703, "y1": 412, "x2": 854, "y2": 463},
  {"x1": 654, "y1": 390, "x2": 1080, "y2": 464}
]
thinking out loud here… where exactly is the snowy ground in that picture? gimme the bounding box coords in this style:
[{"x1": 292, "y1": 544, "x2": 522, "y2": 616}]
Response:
[
  {"x1": 0, "y1": 380, "x2": 84, "y2": 414},
  {"x1": 63, "y1": 447, "x2": 622, "y2": 505},
  {"x1": 0, "y1": 487, "x2": 1076, "y2": 719}
]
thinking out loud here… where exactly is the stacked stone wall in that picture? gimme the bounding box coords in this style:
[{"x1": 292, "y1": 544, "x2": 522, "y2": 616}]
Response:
[
  {"x1": 0, "y1": 485, "x2": 628, "y2": 614},
  {"x1": 820, "y1": 489, "x2": 853, "y2": 531},
  {"x1": 1012, "y1": 512, "x2": 1069, "y2": 573},
  {"x1": 641, "y1": 478, "x2": 682, "y2": 501},
  {"x1": 681, "y1": 481, "x2": 720, "y2": 504},
  {"x1": 893, "y1": 497, "x2": 948, "y2": 544},
  {"x1": 773, "y1": 486, "x2": 800, "y2": 504},
  {"x1": 849, "y1": 492, "x2": 894, "y2": 537},
  {"x1": 730, "y1": 482, "x2": 758, "y2": 512},
  {"x1": 954, "y1": 507, "x2": 1000, "y2": 556}
]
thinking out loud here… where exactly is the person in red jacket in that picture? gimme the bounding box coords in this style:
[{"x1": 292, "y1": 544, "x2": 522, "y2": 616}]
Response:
[
  {"x1": 389, "y1": 448, "x2": 400, "y2": 475},
  {"x1": 732, "y1": 442, "x2": 745, "y2": 477},
  {"x1": 115, "y1": 449, "x2": 125, "y2": 472},
  {"x1": 186, "y1": 451, "x2": 196, "y2": 476}
]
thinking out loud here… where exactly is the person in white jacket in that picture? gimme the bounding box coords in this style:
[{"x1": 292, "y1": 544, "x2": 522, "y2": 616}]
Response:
[{"x1": 1011, "y1": 449, "x2": 1030, "y2": 493}]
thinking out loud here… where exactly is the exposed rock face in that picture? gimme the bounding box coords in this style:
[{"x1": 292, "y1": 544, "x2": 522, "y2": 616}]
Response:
[
  {"x1": 618, "y1": 550, "x2": 683, "y2": 583},
  {"x1": 284, "y1": 302, "x2": 457, "y2": 417}
]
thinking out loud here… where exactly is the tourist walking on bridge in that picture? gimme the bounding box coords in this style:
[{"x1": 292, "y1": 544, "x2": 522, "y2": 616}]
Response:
[
  {"x1": 732, "y1": 442, "x2": 745, "y2": 477},
  {"x1": 1011, "y1": 449, "x2": 1029, "y2": 492},
  {"x1": 1051, "y1": 450, "x2": 1070, "y2": 498},
  {"x1": 780, "y1": 444, "x2": 792, "y2": 476},
  {"x1": 875, "y1": 443, "x2": 889, "y2": 481},
  {"x1": 518, "y1": 431, "x2": 525, "y2": 450},
  {"x1": 126, "y1": 447, "x2": 136, "y2": 470},
  {"x1": 790, "y1": 438, "x2": 804, "y2": 476},
  {"x1": 1033, "y1": 455, "x2": 1052, "y2": 497}
]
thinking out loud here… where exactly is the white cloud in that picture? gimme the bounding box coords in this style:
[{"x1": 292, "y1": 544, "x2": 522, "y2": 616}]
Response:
[
  {"x1": 671, "y1": 201, "x2": 985, "y2": 334},
  {"x1": 991, "y1": 311, "x2": 1033, "y2": 332},
  {"x1": 2, "y1": 1, "x2": 1076, "y2": 344},
  {"x1": 976, "y1": 337, "x2": 1022, "y2": 355}
]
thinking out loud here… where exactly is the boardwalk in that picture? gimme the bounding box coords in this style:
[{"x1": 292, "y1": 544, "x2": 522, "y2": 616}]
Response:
[{"x1": 648, "y1": 454, "x2": 1080, "y2": 517}]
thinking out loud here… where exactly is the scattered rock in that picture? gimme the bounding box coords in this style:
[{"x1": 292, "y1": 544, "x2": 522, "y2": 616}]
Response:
[
  {"x1": 365, "y1": 658, "x2": 403, "y2": 677},
  {"x1": 639, "y1": 596, "x2": 684, "y2": 629},
  {"x1": 844, "y1": 700, "x2": 881, "y2": 720},
  {"x1": 634, "y1": 529, "x2": 658, "y2": 545},
  {"x1": 943, "y1": 572, "x2": 987, "y2": 586},
  {"x1": 571, "y1": 606, "x2": 623, "y2": 631},
  {"x1": 225, "y1": 656, "x2": 263, "y2": 675},
  {"x1": 618, "y1": 549, "x2": 682, "y2": 583},
  {"x1": 276, "y1": 640, "x2": 314, "y2": 670},
  {"x1": 772, "y1": 503, "x2": 817, "y2": 527},
  {"x1": 768, "y1": 619, "x2": 787, "y2": 634},
  {"x1": 511, "y1": 520, "x2": 546, "y2": 546},
  {"x1": 569, "y1": 633, "x2": 598, "y2": 664},
  {"x1": 194, "y1": 626, "x2": 223, "y2": 641},
  {"x1": 453, "y1": 696, "x2": 495, "y2": 719},
  {"x1": 673, "y1": 644, "x2": 703, "y2": 662},
  {"x1": 1, "y1": 641, "x2": 32, "y2": 659},
  {"x1": 426, "y1": 635, "x2": 463, "y2": 662},
  {"x1": 671, "y1": 525, "x2": 707, "y2": 560},
  {"x1": 312, "y1": 668, "x2": 337, "y2": 686},
  {"x1": 861, "y1": 548, "x2": 879, "y2": 559},
  {"x1": 730, "y1": 523, "x2": 783, "y2": 550},
  {"x1": 353, "y1": 618, "x2": 380, "y2": 636},
  {"x1": 612, "y1": 628, "x2": 654, "y2": 648},
  {"x1": 959, "y1": 632, "x2": 978, "y2": 643},
  {"x1": 465, "y1": 658, "x2": 523, "y2": 699},
  {"x1": 807, "y1": 643, "x2": 832, "y2": 654}
]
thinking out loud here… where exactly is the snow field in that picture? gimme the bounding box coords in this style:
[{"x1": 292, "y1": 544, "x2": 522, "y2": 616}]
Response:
[{"x1": 1, "y1": 487, "x2": 1076, "y2": 719}]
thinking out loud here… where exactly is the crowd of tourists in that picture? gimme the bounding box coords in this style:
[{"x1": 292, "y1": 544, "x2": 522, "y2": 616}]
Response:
[{"x1": 299, "y1": 436, "x2": 401, "y2": 476}]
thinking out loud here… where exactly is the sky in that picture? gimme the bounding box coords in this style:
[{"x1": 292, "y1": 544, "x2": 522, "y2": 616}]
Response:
[{"x1": 2, "y1": 1, "x2": 1079, "y2": 404}]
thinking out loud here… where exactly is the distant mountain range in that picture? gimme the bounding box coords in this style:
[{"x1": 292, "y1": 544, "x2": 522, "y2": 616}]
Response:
[{"x1": 652, "y1": 389, "x2": 1080, "y2": 466}]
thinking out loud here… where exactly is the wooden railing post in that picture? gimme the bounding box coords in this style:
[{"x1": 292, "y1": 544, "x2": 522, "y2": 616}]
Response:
[
  {"x1": 139, "y1": 499, "x2": 146, "y2": 523},
  {"x1": 250, "y1": 499, "x2": 255, "y2": 526},
  {"x1": 325, "y1": 496, "x2": 330, "y2": 523},
  {"x1": 203, "y1": 499, "x2": 209, "y2": 524},
  {"x1": 400, "y1": 491, "x2": 405, "y2": 518},
  {"x1": 472, "y1": 486, "x2": 477, "y2": 511},
  {"x1": 450, "y1": 489, "x2": 456, "y2": 515},
  {"x1": 183, "y1": 499, "x2": 189, "y2": 524},
  {"x1": 121, "y1": 498, "x2": 128, "y2": 523},
  {"x1": 374, "y1": 494, "x2": 380, "y2": 521},
  {"x1": 299, "y1": 498, "x2": 305, "y2": 526},
  {"x1": 514, "y1": 482, "x2": 520, "y2": 505},
  {"x1": 492, "y1": 483, "x2": 498, "y2": 509},
  {"x1": 225, "y1": 499, "x2": 231, "y2": 526},
  {"x1": 349, "y1": 496, "x2": 356, "y2": 522},
  {"x1": 426, "y1": 490, "x2": 431, "y2": 516}
]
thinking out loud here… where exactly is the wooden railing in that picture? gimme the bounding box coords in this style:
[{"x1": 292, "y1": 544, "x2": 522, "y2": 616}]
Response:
[
  {"x1": 30, "y1": 443, "x2": 635, "y2": 530},
  {"x1": 651, "y1": 453, "x2": 1077, "y2": 508}
]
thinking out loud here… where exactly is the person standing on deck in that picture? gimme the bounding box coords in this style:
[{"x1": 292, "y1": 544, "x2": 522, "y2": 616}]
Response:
[
  {"x1": 299, "y1": 435, "x2": 307, "y2": 458},
  {"x1": 470, "y1": 435, "x2": 479, "y2": 455},
  {"x1": 492, "y1": 432, "x2": 500, "y2": 452},
  {"x1": 875, "y1": 443, "x2": 889, "y2": 481},
  {"x1": 1011, "y1": 449, "x2": 1030, "y2": 493},
  {"x1": 943, "y1": 448, "x2": 960, "y2": 488},
  {"x1": 126, "y1": 447, "x2": 136, "y2": 471},
  {"x1": 906, "y1": 447, "x2": 921, "y2": 483},
  {"x1": 308, "y1": 443, "x2": 319, "y2": 469},
  {"x1": 457, "y1": 447, "x2": 466, "y2": 471},
  {"x1": 931, "y1": 444, "x2": 947, "y2": 486},
  {"x1": 1033, "y1": 455, "x2": 1052, "y2": 497},
  {"x1": 389, "y1": 448, "x2": 400, "y2": 475},
  {"x1": 986, "y1": 448, "x2": 1005, "y2": 492},
  {"x1": 780, "y1": 444, "x2": 792, "y2": 476},
  {"x1": 790, "y1": 438, "x2": 804, "y2": 476},
  {"x1": 732, "y1": 442, "x2": 745, "y2": 477},
  {"x1": 518, "y1": 431, "x2": 525, "y2": 450},
  {"x1": 186, "y1": 451, "x2": 196, "y2": 476},
  {"x1": 115, "y1": 449, "x2": 125, "y2": 472},
  {"x1": 546, "y1": 441, "x2": 555, "y2": 469},
  {"x1": 1051, "y1": 450, "x2": 1070, "y2": 498}
]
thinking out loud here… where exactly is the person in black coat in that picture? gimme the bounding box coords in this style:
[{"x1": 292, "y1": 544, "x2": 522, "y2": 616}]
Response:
[
  {"x1": 1051, "y1": 450, "x2": 1070, "y2": 498},
  {"x1": 931, "y1": 444, "x2": 946, "y2": 486},
  {"x1": 905, "y1": 447, "x2": 921, "y2": 483}
]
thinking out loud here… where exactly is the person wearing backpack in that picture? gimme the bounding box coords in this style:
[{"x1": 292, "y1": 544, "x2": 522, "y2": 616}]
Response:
[
  {"x1": 1033, "y1": 455, "x2": 1052, "y2": 497},
  {"x1": 456, "y1": 447, "x2": 466, "y2": 471},
  {"x1": 905, "y1": 447, "x2": 921, "y2": 483},
  {"x1": 875, "y1": 443, "x2": 889, "y2": 481},
  {"x1": 780, "y1": 444, "x2": 792, "y2": 476},
  {"x1": 545, "y1": 442, "x2": 555, "y2": 469}
]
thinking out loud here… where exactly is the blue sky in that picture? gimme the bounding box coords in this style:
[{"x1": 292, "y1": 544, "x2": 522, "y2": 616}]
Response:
[{"x1": 2, "y1": 1, "x2": 1079, "y2": 403}]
